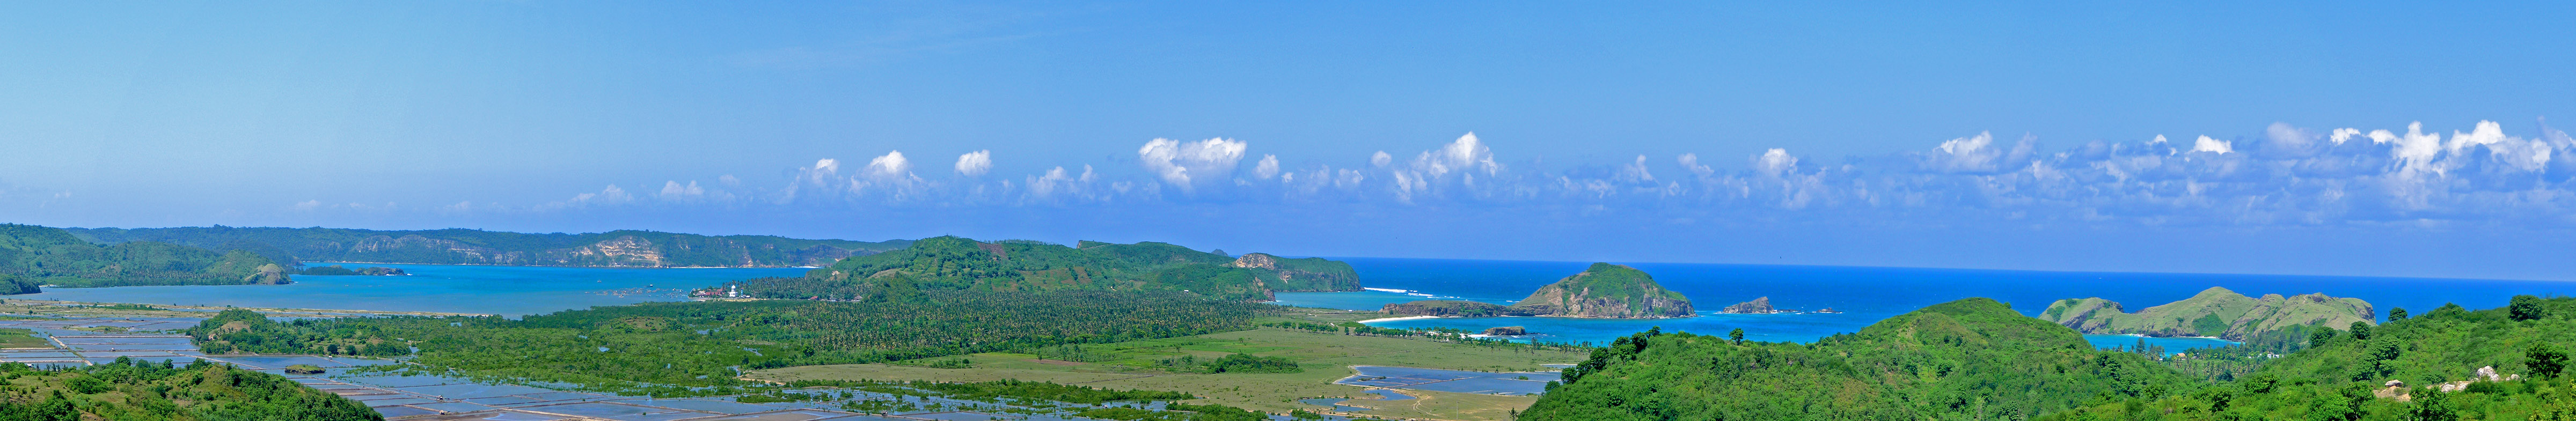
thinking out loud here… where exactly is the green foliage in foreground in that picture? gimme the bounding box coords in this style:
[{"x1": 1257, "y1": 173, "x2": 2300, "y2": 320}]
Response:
[
  {"x1": 740, "y1": 236, "x2": 1357, "y2": 302},
  {"x1": 0, "y1": 224, "x2": 289, "y2": 292},
  {"x1": 2042, "y1": 295, "x2": 2576, "y2": 420},
  {"x1": 0, "y1": 359, "x2": 381, "y2": 421},
  {"x1": 1077, "y1": 403, "x2": 1268, "y2": 421},
  {"x1": 1522, "y1": 298, "x2": 2196, "y2": 420},
  {"x1": 191, "y1": 291, "x2": 1268, "y2": 396}
]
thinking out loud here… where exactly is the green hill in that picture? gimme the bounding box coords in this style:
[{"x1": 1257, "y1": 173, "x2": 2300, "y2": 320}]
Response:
[
  {"x1": 730, "y1": 236, "x2": 1360, "y2": 302},
  {"x1": 2044, "y1": 296, "x2": 2576, "y2": 420},
  {"x1": 0, "y1": 359, "x2": 382, "y2": 420},
  {"x1": 68, "y1": 225, "x2": 909, "y2": 268},
  {"x1": 2042, "y1": 287, "x2": 2375, "y2": 341},
  {"x1": 1521, "y1": 298, "x2": 2194, "y2": 420},
  {"x1": 0, "y1": 224, "x2": 288, "y2": 292}
]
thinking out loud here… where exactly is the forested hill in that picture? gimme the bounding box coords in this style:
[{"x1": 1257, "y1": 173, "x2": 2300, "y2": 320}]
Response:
[
  {"x1": 1522, "y1": 298, "x2": 2196, "y2": 420},
  {"x1": 0, "y1": 359, "x2": 383, "y2": 420},
  {"x1": 728, "y1": 236, "x2": 1360, "y2": 302},
  {"x1": 0, "y1": 224, "x2": 289, "y2": 292},
  {"x1": 2043, "y1": 286, "x2": 2376, "y2": 341},
  {"x1": 2044, "y1": 295, "x2": 2576, "y2": 419},
  {"x1": 69, "y1": 225, "x2": 910, "y2": 268}
]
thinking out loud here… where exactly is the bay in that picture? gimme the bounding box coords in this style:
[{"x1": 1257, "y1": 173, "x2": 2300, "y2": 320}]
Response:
[
  {"x1": 1274, "y1": 258, "x2": 2576, "y2": 353},
  {"x1": 10, "y1": 262, "x2": 808, "y2": 317}
]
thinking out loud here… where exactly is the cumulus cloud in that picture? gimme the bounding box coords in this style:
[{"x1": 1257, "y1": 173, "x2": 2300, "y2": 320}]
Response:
[
  {"x1": 955, "y1": 150, "x2": 992, "y2": 176},
  {"x1": 1136, "y1": 138, "x2": 1247, "y2": 192},
  {"x1": 2192, "y1": 136, "x2": 2234, "y2": 154},
  {"x1": 1253, "y1": 155, "x2": 1280, "y2": 180},
  {"x1": 1753, "y1": 149, "x2": 1797, "y2": 177},
  {"x1": 866, "y1": 151, "x2": 912, "y2": 178}
]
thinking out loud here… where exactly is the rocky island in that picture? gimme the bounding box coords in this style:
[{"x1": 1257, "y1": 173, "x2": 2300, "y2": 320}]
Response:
[
  {"x1": 1382, "y1": 262, "x2": 1694, "y2": 319},
  {"x1": 1717, "y1": 297, "x2": 1788, "y2": 314},
  {"x1": 2040, "y1": 286, "x2": 2375, "y2": 341}
]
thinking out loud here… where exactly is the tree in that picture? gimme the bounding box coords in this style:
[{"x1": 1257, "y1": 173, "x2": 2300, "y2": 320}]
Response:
[
  {"x1": 2389, "y1": 307, "x2": 2408, "y2": 321},
  {"x1": 2310, "y1": 328, "x2": 2337, "y2": 349},
  {"x1": 2512, "y1": 296, "x2": 2549, "y2": 321},
  {"x1": 2530, "y1": 343, "x2": 2569, "y2": 379},
  {"x1": 1728, "y1": 328, "x2": 1744, "y2": 345},
  {"x1": 2349, "y1": 321, "x2": 2372, "y2": 341}
]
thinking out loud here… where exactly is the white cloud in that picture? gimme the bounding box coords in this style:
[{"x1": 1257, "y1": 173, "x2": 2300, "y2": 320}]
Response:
[
  {"x1": 1620, "y1": 155, "x2": 1655, "y2": 182},
  {"x1": 1137, "y1": 138, "x2": 1248, "y2": 191},
  {"x1": 1754, "y1": 149, "x2": 1798, "y2": 176},
  {"x1": 955, "y1": 150, "x2": 993, "y2": 176},
  {"x1": 1253, "y1": 154, "x2": 1280, "y2": 180},
  {"x1": 1412, "y1": 132, "x2": 1498, "y2": 178},
  {"x1": 866, "y1": 151, "x2": 912, "y2": 179},
  {"x1": 1370, "y1": 151, "x2": 1393, "y2": 167},
  {"x1": 2192, "y1": 136, "x2": 2234, "y2": 154},
  {"x1": 658, "y1": 180, "x2": 706, "y2": 200},
  {"x1": 291, "y1": 200, "x2": 321, "y2": 211},
  {"x1": 1677, "y1": 153, "x2": 1715, "y2": 177}
]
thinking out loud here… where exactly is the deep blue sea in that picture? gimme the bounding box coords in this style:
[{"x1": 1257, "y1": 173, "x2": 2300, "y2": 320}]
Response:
[
  {"x1": 1275, "y1": 258, "x2": 2576, "y2": 353},
  {"x1": 11, "y1": 263, "x2": 809, "y2": 317}
]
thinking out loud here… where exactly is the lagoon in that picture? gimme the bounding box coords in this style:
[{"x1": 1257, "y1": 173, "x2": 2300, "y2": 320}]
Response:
[{"x1": 11, "y1": 263, "x2": 807, "y2": 316}]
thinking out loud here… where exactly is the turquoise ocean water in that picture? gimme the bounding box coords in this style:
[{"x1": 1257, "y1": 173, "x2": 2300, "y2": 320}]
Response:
[
  {"x1": 1275, "y1": 258, "x2": 2576, "y2": 354},
  {"x1": 11, "y1": 262, "x2": 808, "y2": 317}
]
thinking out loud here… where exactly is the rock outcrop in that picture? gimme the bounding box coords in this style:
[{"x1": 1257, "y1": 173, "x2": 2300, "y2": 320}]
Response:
[
  {"x1": 2040, "y1": 286, "x2": 2375, "y2": 341},
  {"x1": 1505, "y1": 263, "x2": 1694, "y2": 319},
  {"x1": 1227, "y1": 253, "x2": 1361, "y2": 292},
  {"x1": 1483, "y1": 326, "x2": 1527, "y2": 336},
  {"x1": 1718, "y1": 297, "x2": 1784, "y2": 314}
]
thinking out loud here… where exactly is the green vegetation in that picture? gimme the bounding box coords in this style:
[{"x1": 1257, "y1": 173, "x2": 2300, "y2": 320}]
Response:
[
  {"x1": 1523, "y1": 298, "x2": 2196, "y2": 420},
  {"x1": 69, "y1": 225, "x2": 910, "y2": 268},
  {"x1": 736, "y1": 236, "x2": 1360, "y2": 302},
  {"x1": 1386, "y1": 262, "x2": 1692, "y2": 319},
  {"x1": 190, "y1": 290, "x2": 1266, "y2": 396},
  {"x1": 2042, "y1": 295, "x2": 2576, "y2": 420},
  {"x1": 0, "y1": 359, "x2": 382, "y2": 420},
  {"x1": 0, "y1": 224, "x2": 289, "y2": 292},
  {"x1": 0, "y1": 328, "x2": 47, "y2": 348},
  {"x1": 2042, "y1": 287, "x2": 2375, "y2": 341},
  {"x1": 1198, "y1": 353, "x2": 1302, "y2": 373},
  {"x1": 751, "y1": 327, "x2": 1585, "y2": 418}
]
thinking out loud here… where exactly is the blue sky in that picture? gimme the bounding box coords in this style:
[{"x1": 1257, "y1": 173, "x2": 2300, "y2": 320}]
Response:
[{"x1": 6, "y1": 2, "x2": 2576, "y2": 280}]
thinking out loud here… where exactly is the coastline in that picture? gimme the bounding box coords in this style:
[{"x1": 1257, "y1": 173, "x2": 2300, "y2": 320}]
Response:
[{"x1": 1355, "y1": 315, "x2": 1448, "y2": 323}]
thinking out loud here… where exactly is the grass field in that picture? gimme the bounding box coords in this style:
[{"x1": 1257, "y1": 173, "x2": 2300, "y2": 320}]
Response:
[
  {"x1": 0, "y1": 328, "x2": 50, "y2": 348},
  {"x1": 748, "y1": 327, "x2": 1584, "y2": 420}
]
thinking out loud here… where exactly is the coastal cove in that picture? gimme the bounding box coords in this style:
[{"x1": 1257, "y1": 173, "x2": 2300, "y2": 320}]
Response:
[
  {"x1": 1276, "y1": 258, "x2": 2576, "y2": 352},
  {"x1": 8, "y1": 262, "x2": 808, "y2": 316}
]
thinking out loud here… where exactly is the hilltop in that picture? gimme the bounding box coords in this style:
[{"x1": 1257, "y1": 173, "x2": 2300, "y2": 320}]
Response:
[
  {"x1": 1384, "y1": 262, "x2": 1693, "y2": 319},
  {"x1": 727, "y1": 236, "x2": 1360, "y2": 302},
  {"x1": 69, "y1": 225, "x2": 909, "y2": 268},
  {"x1": 1522, "y1": 298, "x2": 2193, "y2": 419},
  {"x1": 2041, "y1": 286, "x2": 2375, "y2": 341},
  {"x1": 0, "y1": 358, "x2": 382, "y2": 420},
  {"x1": 0, "y1": 224, "x2": 289, "y2": 293}
]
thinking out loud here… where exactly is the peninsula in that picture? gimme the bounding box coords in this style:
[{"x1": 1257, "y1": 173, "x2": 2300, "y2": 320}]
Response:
[{"x1": 2040, "y1": 286, "x2": 2376, "y2": 341}]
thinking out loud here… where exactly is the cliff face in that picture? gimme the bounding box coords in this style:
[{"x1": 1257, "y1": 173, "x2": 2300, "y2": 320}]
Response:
[
  {"x1": 1509, "y1": 263, "x2": 1695, "y2": 319},
  {"x1": 1227, "y1": 253, "x2": 1361, "y2": 292},
  {"x1": 2040, "y1": 286, "x2": 2376, "y2": 341}
]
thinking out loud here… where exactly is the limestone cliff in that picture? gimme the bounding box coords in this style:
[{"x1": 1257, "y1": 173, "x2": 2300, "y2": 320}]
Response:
[
  {"x1": 1226, "y1": 253, "x2": 1360, "y2": 292},
  {"x1": 2040, "y1": 286, "x2": 2375, "y2": 341}
]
